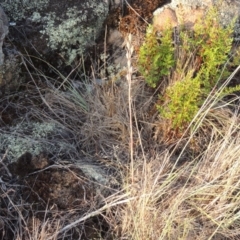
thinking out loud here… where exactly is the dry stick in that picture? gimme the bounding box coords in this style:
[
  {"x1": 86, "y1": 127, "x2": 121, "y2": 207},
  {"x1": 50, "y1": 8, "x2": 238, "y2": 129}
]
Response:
[
  {"x1": 56, "y1": 62, "x2": 81, "y2": 91},
  {"x1": 126, "y1": 34, "x2": 134, "y2": 182},
  {"x1": 124, "y1": 0, "x2": 149, "y2": 25},
  {"x1": 57, "y1": 193, "x2": 154, "y2": 235},
  {"x1": 104, "y1": 25, "x2": 107, "y2": 76},
  {"x1": 0, "y1": 150, "x2": 12, "y2": 178},
  {"x1": 56, "y1": 196, "x2": 134, "y2": 235},
  {"x1": 20, "y1": 54, "x2": 66, "y2": 121}
]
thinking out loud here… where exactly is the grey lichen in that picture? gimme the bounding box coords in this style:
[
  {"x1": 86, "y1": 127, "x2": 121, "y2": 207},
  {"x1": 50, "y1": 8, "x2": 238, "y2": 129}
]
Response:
[
  {"x1": 30, "y1": 12, "x2": 42, "y2": 23},
  {"x1": 1, "y1": 0, "x2": 109, "y2": 64},
  {"x1": 41, "y1": 2, "x2": 108, "y2": 64},
  {"x1": 0, "y1": 53, "x2": 21, "y2": 93},
  {"x1": 0, "y1": 6, "x2": 8, "y2": 65},
  {"x1": 1, "y1": 0, "x2": 48, "y2": 21},
  {"x1": 0, "y1": 121, "x2": 76, "y2": 162}
]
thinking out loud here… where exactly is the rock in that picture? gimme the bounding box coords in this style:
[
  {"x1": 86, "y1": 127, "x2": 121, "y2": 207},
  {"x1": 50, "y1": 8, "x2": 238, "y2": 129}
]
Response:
[
  {"x1": 0, "y1": 6, "x2": 21, "y2": 94},
  {"x1": 0, "y1": 52, "x2": 21, "y2": 95},
  {"x1": 109, "y1": 0, "x2": 123, "y2": 8},
  {"x1": 153, "y1": 0, "x2": 240, "y2": 38},
  {"x1": 0, "y1": 6, "x2": 8, "y2": 65},
  {"x1": 170, "y1": 0, "x2": 212, "y2": 8},
  {"x1": 154, "y1": 5, "x2": 201, "y2": 31},
  {"x1": 2, "y1": 0, "x2": 109, "y2": 65},
  {"x1": 1, "y1": 120, "x2": 118, "y2": 189},
  {"x1": 107, "y1": 29, "x2": 127, "y2": 68},
  {"x1": 0, "y1": 121, "x2": 76, "y2": 162},
  {"x1": 153, "y1": 7, "x2": 178, "y2": 31}
]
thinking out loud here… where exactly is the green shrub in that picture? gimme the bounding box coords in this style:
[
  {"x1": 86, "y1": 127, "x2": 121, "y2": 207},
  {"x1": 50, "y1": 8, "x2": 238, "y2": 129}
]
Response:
[
  {"x1": 138, "y1": 6, "x2": 239, "y2": 133},
  {"x1": 138, "y1": 25, "x2": 175, "y2": 88},
  {"x1": 157, "y1": 71, "x2": 201, "y2": 130}
]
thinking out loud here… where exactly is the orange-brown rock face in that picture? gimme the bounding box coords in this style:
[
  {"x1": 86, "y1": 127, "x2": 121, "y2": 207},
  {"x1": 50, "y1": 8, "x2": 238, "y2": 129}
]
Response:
[
  {"x1": 153, "y1": 7, "x2": 178, "y2": 31},
  {"x1": 153, "y1": 5, "x2": 206, "y2": 31}
]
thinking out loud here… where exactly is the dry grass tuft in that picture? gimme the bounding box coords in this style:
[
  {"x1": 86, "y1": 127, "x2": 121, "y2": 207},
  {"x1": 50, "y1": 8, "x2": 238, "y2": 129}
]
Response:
[{"x1": 106, "y1": 107, "x2": 240, "y2": 239}]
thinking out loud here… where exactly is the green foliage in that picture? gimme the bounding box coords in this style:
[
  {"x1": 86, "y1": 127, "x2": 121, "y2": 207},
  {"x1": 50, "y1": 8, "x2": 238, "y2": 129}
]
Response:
[
  {"x1": 138, "y1": 25, "x2": 175, "y2": 88},
  {"x1": 157, "y1": 71, "x2": 201, "y2": 130},
  {"x1": 138, "y1": 6, "x2": 239, "y2": 134},
  {"x1": 221, "y1": 84, "x2": 240, "y2": 98},
  {"x1": 192, "y1": 7, "x2": 234, "y2": 96}
]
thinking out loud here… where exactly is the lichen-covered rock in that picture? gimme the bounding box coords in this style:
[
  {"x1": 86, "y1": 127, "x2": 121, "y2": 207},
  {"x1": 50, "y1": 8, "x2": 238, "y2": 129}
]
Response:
[
  {"x1": 1, "y1": 0, "x2": 109, "y2": 64},
  {"x1": 0, "y1": 120, "x2": 118, "y2": 187},
  {"x1": 1, "y1": 0, "x2": 49, "y2": 21},
  {"x1": 170, "y1": 0, "x2": 212, "y2": 8},
  {"x1": 0, "y1": 6, "x2": 8, "y2": 65},
  {"x1": 0, "y1": 6, "x2": 22, "y2": 93},
  {"x1": 0, "y1": 53, "x2": 21, "y2": 94},
  {"x1": 215, "y1": 0, "x2": 240, "y2": 40},
  {"x1": 0, "y1": 121, "x2": 76, "y2": 162}
]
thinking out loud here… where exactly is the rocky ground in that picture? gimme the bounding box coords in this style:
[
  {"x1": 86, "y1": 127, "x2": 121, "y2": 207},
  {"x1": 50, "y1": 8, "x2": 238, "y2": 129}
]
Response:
[
  {"x1": 1, "y1": 0, "x2": 240, "y2": 239},
  {"x1": 0, "y1": 0, "x2": 169, "y2": 238}
]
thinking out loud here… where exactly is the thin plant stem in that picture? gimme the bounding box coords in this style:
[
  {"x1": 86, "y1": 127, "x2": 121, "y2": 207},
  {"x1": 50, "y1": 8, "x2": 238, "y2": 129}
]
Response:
[{"x1": 126, "y1": 34, "x2": 134, "y2": 182}]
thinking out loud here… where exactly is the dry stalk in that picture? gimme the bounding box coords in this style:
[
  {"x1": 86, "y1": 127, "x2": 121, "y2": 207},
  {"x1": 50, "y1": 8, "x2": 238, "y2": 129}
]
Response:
[{"x1": 125, "y1": 34, "x2": 134, "y2": 182}]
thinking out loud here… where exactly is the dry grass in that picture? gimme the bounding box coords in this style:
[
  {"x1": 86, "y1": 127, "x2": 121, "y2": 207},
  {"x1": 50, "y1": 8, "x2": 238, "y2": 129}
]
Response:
[
  {"x1": 2, "y1": 26, "x2": 240, "y2": 240},
  {"x1": 108, "y1": 112, "x2": 240, "y2": 239},
  {"x1": 0, "y1": 185, "x2": 62, "y2": 240},
  {"x1": 103, "y1": 62, "x2": 240, "y2": 239}
]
